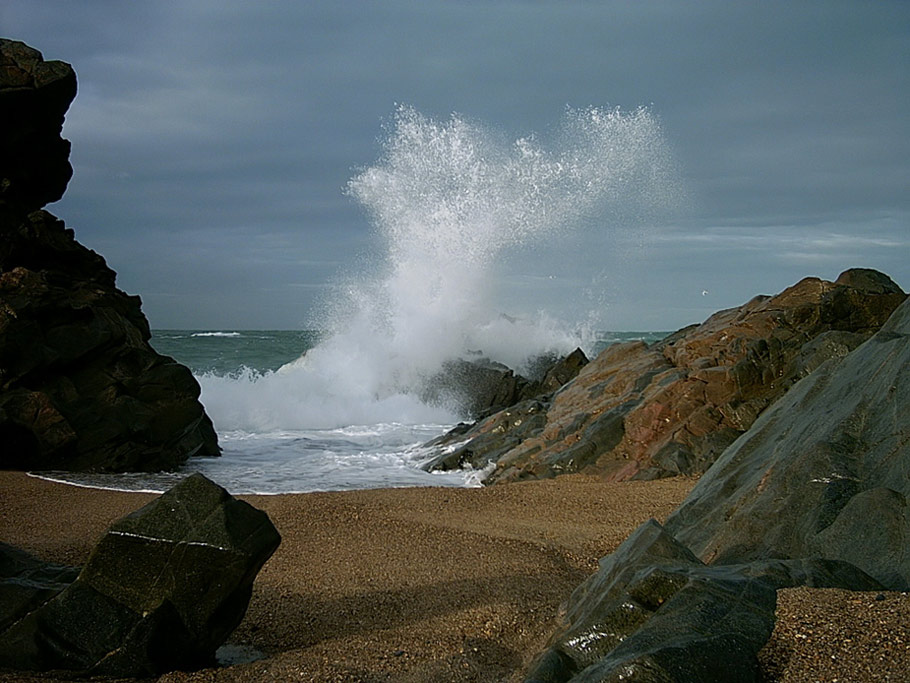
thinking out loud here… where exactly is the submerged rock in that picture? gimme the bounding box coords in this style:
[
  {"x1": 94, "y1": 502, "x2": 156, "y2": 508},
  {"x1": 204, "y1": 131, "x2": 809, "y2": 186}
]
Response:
[
  {"x1": 0, "y1": 39, "x2": 219, "y2": 471},
  {"x1": 0, "y1": 474, "x2": 280, "y2": 676},
  {"x1": 427, "y1": 270, "x2": 905, "y2": 484}
]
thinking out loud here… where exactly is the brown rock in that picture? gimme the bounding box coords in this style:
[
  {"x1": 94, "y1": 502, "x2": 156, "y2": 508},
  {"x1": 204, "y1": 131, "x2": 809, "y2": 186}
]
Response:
[{"x1": 429, "y1": 270, "x2": 906, "y2": 484}]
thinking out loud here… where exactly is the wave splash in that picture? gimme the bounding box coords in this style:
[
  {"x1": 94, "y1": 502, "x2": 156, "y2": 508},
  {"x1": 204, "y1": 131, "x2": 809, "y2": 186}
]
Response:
[{"x1": 199, "y1": 105, "x2": 677, "y2": 432}]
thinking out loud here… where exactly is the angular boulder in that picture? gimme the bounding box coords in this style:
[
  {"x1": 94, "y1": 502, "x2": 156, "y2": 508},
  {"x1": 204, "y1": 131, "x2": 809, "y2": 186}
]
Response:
[
  {"x1": 0, "y1": 39, "x2": 219, "y2": 471},
  {"x1": 427, "y1": 270, "x2": 905, "y2": 484},
  {"x1": 526, "y1": 520, "x2": 880, "y2": 683},
  {"x1": 0, "y1": 474, "x2": 281, "y2": 676}
]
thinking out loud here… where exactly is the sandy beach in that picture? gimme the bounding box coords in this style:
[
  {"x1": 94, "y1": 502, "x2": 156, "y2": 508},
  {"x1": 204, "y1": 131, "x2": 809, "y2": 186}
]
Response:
[
  {"x1": 0, "y1": 471, "x2": 692, "y2": 682},
  {"x1": 2, "y1": 471, "x2": 909, "y2": 682}
]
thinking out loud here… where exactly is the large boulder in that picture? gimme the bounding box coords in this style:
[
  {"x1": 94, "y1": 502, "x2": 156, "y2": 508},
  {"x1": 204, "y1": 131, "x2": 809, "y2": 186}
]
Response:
[
  {"x1": 0, "y1": 39, "x2": 219, "y2": 471},
  {"x1": 664, "y1": 294, "x2": 910, "y2": 589},
  {"x1": 427, "y1": 270, "x2": 905, "y2": 484},
  {"x1": 0, "y1": 474, "x2": 280, "y2": 676}
]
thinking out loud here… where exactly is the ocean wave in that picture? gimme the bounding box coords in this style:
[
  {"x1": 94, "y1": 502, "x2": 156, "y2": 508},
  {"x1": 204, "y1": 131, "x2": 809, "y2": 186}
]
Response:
[{"x1": 191, "y1": 331, "x2": 243, "y2": 338}]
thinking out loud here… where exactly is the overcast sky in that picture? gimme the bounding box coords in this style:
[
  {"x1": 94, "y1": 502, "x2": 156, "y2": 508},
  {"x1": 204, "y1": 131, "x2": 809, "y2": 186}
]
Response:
[{"x1": 4, "y1": 1, "x2": 908, "y2": 331}]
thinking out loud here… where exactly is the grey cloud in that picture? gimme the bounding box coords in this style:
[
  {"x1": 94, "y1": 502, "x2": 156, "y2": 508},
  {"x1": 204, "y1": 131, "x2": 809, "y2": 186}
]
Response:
[{"x1": 2, "y1": 1, "x2": 908, "y2": 330}]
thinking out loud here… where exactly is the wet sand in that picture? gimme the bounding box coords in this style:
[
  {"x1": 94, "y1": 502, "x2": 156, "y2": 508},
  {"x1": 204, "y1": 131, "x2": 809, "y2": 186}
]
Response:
[{"x1": 1, "y1": 471, "x2": 906, "y2": 681}]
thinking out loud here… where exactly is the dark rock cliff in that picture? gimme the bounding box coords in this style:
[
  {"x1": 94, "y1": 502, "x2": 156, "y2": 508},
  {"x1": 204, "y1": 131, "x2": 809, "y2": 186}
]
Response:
[{"x1": 0, "y1": 39, "x2": 219, "y2": 471}]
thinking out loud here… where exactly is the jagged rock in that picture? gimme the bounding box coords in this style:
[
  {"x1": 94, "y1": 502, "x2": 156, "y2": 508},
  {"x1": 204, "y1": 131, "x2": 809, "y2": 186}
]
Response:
[
  {"x1": 422, "y1": 348, "x2": 588, "y2": 420},
  {"x1": 422, "y1": 399, "x2": 550, "y2": 471},
  {"x1": 0, "y1": 474, "x2": 281, "y2": 676},
  {"x1": 0, "y1": 39, "x2": 219, "y2": 471},
  {"x1": 426, "y1": 270, "x2": 905, "y2": 484},
  {"x1": 526, "y1": 520, "x2": 880, "y2": 683},
  {"x1": 664, "y1": 294, "x2": 910, "y2": 590},
  {"x1": 538, "y1": 347, "x2": 590, "y2": 394},
  {"x1": 420, "y1": 348, "x2": 588, "y2": 472},
  {"x1": 427, "y1": 357, "x2": 537, "y2": 419}
]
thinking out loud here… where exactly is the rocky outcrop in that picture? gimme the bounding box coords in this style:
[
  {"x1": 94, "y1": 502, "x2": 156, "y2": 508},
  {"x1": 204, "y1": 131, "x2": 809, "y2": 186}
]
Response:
[
  {"x1": 0, "y1": 39, "x2": 75, "y2": 210},
  {"x1": 427, "y1": 270, "x2": 905, "y2": 484},
  {"x1": 525, "y1": 294, "x2": 910, "y2": 681},
  {"x1": 0, "y1": 474, "x2": 280, "y2": 677},
  {"x1": 664, "y1": 293, "x2": 910, "y2": 589},
  {"x1": 0, "y1": 39, "x2": 219, "y2": 471},
  {"x1": 421, "y1": 349, "x2": 588, "y2": 472}
]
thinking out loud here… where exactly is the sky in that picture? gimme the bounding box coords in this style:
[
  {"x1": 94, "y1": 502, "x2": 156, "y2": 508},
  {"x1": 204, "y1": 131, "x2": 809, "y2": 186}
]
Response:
[{"x1": 3, "y1": 1, "x2": 908, "y2": 331}]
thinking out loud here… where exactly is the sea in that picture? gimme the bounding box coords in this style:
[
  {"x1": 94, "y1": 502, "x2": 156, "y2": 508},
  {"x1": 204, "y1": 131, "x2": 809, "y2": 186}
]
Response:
[
  {"x1": 34, "y1": 105, "x2": 677, "y2": 495},
  {"x1": 38, "y1": 329, "x2": 666, "y2": 495}
]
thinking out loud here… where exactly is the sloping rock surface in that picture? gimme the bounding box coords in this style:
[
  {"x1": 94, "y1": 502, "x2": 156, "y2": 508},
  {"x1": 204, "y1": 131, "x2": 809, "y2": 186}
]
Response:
[
  {"x1": 664, "y1": 294, "x2": 910, "y2": 590},
  {"x1": 0, "y1": 473, "x2": 280, "y2": 676},
  {"x1": 0, "y1": 39, "x2": 219, "y2": 471},
  {"x1": 429, "y1": 270, "x2": 905, "y2": 484}
]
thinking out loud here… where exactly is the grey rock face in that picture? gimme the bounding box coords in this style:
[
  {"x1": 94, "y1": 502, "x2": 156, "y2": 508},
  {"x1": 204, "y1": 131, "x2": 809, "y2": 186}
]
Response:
[
  {"x1": 0, "y1": 474, "x2": 280, "y2": 676},
  {"x1": 664, "y1": 295, "x2": 910, "y2": 590},
  {"x1": 527, "y1": 296, "x2": 909, "y2": 681},
  {"x1": 526, "y1": 520, "x2": 880, "y2": 683}
]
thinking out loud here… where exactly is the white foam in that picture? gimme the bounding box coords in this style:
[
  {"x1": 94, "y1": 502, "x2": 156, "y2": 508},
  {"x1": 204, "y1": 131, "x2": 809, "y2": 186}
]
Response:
[{"x1": 199, "y1": 105, "x2": 676, "y2": 435}]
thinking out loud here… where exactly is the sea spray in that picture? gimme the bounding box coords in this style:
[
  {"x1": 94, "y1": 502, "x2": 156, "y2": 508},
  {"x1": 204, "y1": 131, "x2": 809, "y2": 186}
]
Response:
[{"x1": 199, "y1": 105, "x2": 677, "y2": 433}]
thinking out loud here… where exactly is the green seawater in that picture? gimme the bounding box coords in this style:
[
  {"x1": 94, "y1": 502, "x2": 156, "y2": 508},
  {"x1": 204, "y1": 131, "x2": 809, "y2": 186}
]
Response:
[
  {"x1": 150, "y1": 329, "x2": 670, "y2": 377},
  {"x1": 150, "y1": 330, "x2": 324, "y2": 375}
]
